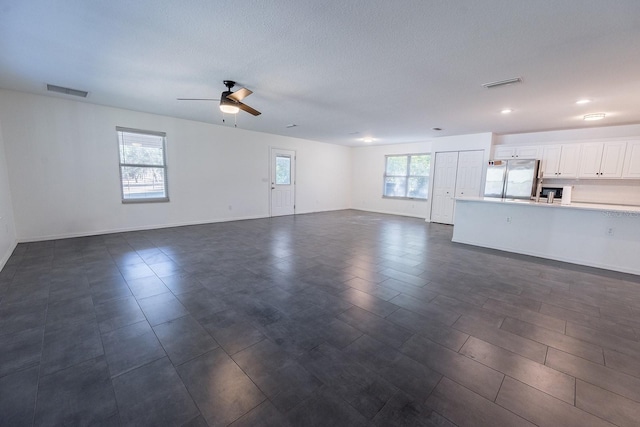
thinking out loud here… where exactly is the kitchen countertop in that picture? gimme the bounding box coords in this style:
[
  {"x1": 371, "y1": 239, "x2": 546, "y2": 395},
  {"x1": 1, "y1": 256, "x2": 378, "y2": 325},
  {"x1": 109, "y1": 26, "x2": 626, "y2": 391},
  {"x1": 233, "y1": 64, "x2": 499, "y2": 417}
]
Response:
[{"x1": 456, "y1": 196, "x2": 640, "y2": 214}]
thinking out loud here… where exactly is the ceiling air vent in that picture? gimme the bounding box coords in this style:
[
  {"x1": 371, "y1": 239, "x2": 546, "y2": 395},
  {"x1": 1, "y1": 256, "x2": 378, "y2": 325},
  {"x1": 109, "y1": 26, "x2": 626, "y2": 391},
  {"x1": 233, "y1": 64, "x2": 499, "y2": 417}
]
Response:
[
  {"x1": 46, "y1": 84, "x2": 89, "y2": 98},
  {"x1": 482, "y1": 77, "x2": 523, "y2": 89}
]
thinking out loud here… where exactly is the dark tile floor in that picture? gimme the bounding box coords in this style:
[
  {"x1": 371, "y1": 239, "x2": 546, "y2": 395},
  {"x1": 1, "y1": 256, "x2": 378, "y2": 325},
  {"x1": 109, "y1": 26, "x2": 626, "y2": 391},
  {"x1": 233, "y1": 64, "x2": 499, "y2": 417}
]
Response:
[{"x1": 1, "y1": 209, "x2": 639, "y2": 426}]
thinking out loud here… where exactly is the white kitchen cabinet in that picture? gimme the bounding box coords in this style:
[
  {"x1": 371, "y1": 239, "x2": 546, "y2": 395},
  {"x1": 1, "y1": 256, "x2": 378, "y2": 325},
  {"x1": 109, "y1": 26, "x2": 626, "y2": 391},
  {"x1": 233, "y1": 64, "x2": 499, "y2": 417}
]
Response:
[
  {"x1": 558, "y1": 145, "x2": 581, "y2": 177},
  {"x1": 494, "y1": 145, "x2": 540, "y2": 160},
  {"x1": 578, "y1": 142, "x2": 626, "y2": 178},
  {"x1": 541, "y1": 144, "x2": 580, "y2": 178},
  {"x1": 622, "y1": 141, "x2": 640, "y2": 178},
  {"x1": 578, "y1": 143, "x2": 604, "y2": 177},
  {"x1": 541, "y1": 145, "x2": 561, "y2": 178}
]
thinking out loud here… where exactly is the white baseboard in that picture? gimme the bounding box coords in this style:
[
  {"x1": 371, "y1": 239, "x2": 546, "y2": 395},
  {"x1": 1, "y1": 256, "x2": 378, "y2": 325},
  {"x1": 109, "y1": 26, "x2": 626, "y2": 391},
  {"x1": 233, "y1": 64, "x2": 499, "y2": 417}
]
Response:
[
  {"x1": 350, "y1": 207, "x2": 426, "y2": 220},
  {"x1": 452, "y1": 237, "x2": 640, "y2": 276},
  {"x1": 16, "y1": 215, "x2": 268, "y2": 243},
  {"x1": 294, "y1": 207, "x2": 349, "y2": 215},
  {"x1": 0, "y1": 239, "x2": 18, "y2": 272},
  {"x1": 16, "y1": 208, "x2": 352, "y2": 243}
]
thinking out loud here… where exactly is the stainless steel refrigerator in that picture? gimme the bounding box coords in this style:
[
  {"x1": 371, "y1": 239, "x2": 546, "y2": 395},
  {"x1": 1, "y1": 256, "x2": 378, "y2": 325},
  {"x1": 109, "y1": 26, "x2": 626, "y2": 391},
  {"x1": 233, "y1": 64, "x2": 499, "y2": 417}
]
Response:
[{"x1": 484, "y1": 159, "x2": 541, "y2": 199}]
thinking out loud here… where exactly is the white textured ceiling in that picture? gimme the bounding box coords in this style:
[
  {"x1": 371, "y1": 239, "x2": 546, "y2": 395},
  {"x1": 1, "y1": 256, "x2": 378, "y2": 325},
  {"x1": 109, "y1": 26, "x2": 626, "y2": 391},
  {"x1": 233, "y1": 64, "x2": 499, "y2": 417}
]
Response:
[{"x1": 1, "y1": 0, "x2": 639, "y2": 146}]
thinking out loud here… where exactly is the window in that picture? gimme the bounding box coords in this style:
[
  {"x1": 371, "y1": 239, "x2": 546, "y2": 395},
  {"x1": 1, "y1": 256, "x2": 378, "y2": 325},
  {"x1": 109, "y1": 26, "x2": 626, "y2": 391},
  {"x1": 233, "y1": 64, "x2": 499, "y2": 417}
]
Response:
[
  {"x1": 383, "y1": 154, "x2": 431, "y2": 199},
  {"x1": 117, "y1": 127, "x2": 168, "y2": 202},
  {"x1": 275, "y1": 155, "x2": 291, "y2": 185}
]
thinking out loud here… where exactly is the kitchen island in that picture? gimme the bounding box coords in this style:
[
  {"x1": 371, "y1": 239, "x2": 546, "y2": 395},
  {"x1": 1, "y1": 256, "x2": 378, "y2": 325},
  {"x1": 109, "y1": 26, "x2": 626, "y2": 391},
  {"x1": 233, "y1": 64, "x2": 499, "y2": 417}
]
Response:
[{"x1": 452, "y1": 197, "x2": 640, "y2": 275}]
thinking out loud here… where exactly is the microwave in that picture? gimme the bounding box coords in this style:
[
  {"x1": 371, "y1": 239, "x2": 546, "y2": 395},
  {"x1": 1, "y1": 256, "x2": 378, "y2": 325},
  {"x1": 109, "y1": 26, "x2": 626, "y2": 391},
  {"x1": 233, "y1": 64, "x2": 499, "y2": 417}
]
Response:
[{"x1": 539, "y1": 186, "x2": 563, "y2": 199}]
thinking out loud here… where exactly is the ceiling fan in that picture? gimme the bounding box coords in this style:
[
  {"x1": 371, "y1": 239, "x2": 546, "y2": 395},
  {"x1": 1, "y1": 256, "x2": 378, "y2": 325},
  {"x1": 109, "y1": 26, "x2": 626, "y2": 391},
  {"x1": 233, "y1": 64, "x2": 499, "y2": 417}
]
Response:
[{"x1": 177, "y1": 80, "x2": 261, "y2": 116}]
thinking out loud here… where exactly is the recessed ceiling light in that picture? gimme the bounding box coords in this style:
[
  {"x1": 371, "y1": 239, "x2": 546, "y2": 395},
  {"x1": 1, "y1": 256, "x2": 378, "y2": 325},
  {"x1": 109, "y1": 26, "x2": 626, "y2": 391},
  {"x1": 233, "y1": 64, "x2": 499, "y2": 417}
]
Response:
[
  {"x1": 501, "y1": 109, "x2": 513, "y2": 114},
  {"x1": 584, "y1": 113, "x2": 605, "y2": 121},
  {"x1": 576, "y1": 99, "x2": 591, "y2": 105}
]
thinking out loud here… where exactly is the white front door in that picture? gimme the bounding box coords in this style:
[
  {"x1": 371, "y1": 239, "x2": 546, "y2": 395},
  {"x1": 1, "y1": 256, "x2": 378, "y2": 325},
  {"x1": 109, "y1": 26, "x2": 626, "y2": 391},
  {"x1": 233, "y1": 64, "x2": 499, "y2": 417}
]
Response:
[
  {"x1": 430, "y1": 151, "x2": 459, "y2": 225},
  {"x1": 270, "y1": 148, "x2": 296, "y2": 216}
]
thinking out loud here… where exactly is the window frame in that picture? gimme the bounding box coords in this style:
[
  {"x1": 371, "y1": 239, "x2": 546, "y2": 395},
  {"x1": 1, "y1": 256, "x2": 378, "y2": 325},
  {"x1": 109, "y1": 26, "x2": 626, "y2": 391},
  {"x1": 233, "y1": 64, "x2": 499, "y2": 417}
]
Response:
[
  {"x1": 382, "y1": 153, "x2": 431, "y2": 200},
  {"x1": 116, "y1": 126, "x2": 169, "y2": 203}
]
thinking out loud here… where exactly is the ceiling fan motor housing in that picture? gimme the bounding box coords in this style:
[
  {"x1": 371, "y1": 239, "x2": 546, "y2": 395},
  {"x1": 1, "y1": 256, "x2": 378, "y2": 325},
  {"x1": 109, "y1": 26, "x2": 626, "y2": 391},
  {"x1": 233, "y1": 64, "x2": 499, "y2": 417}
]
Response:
[{"x1": 220, "y1": 90, "x2": 239, "y2": 108}]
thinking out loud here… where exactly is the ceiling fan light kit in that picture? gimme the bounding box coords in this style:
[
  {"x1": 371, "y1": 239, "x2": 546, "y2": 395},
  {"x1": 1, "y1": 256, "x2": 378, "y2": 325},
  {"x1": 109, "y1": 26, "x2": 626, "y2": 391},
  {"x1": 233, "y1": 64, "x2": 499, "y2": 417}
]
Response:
[
  {"x1": 178, "y1": 80, "x2": 261, "y2": 120},
  {"x1": 219, "y1": 99, "x2": 240, "y2": 114}
]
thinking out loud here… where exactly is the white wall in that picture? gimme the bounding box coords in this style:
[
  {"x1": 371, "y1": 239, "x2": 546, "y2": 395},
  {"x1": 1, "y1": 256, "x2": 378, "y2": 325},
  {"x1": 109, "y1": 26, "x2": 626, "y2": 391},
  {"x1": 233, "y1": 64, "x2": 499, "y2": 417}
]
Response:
[
  {"x1": 351, "y1": 141, "x2": 433, "y2": 218},
  {"x1": 0, "y1": 90, "x2": 351, "y2": 241},
  {"x1": 495, "y1": 124, "x2": 640, "y2": 146},
  {"x1": 0, "y1": 119, "x2": 17, "y2": 268},
  {"x1": 495, "y1": 125, "x2": 640, "y2": 206},
  {"x1": 431, "y1": 132, "x2": 495, "y2": 154},
  {"x1": 350, "y1": 133, "x2": 493, "y2": 220}
]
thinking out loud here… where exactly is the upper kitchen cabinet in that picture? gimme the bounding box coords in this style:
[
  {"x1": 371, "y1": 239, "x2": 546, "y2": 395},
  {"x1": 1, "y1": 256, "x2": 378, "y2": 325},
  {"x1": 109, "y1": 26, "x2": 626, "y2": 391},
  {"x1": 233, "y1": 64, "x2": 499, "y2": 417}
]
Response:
[
  {"x1": 623, "y1": 140, "x2": 640, "y2": 178},
  {"x1": 578, "y1": 141, "x2": 627, "y2": 178},
  {"x1": 493, "y1": 145, "x2": 540, "y2": 160},
  {"x1": 541, "y1": 144, "x2": 580, "y2": 178}
]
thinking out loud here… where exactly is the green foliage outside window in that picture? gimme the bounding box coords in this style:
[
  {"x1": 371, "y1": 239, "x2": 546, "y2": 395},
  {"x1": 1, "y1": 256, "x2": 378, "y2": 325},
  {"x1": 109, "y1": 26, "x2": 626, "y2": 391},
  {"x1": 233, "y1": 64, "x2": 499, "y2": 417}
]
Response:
[{"x1": 383, "y1": 154, "x2": 430, "y2": 199}]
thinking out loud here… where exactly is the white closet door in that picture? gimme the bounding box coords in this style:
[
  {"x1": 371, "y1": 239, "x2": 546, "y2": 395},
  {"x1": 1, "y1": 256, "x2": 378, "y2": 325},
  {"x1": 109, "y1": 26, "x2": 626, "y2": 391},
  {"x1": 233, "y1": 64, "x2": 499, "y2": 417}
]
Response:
[
  {"x1": 455, "y1": 150, "x2": 484, "y2": 198},
  {"x1": 430, "y1": 152, "x2": 459, "y2": 225}
]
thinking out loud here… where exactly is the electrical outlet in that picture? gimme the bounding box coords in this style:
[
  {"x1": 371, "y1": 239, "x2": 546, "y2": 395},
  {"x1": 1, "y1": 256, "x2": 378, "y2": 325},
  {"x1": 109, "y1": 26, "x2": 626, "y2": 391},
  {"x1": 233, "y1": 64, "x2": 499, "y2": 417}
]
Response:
[{"x1": 606, "y1": 227, "x2": 614, "y2": 236}]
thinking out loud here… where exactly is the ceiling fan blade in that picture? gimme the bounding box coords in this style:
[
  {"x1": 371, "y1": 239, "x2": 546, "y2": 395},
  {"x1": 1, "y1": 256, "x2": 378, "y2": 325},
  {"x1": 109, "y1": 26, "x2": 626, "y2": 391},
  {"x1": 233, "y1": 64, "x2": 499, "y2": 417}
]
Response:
[
  {"x1": 238, "y1": 102, "x2": 261, "y2": 116},
  {"x1": 226, "y1": 87, "x2": 252, "y2": 102},
  {"x1": 177, "y1": 98, "x2": 220, "y2": 101}
]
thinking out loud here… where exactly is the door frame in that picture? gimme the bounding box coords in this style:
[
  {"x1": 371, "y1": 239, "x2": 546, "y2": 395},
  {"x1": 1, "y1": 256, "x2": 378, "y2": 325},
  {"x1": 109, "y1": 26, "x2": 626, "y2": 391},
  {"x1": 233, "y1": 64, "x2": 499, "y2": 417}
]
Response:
[{"x1": 269, "y1": 147, "x2": 296, "y2": 217}]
